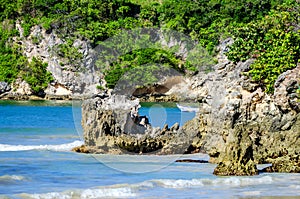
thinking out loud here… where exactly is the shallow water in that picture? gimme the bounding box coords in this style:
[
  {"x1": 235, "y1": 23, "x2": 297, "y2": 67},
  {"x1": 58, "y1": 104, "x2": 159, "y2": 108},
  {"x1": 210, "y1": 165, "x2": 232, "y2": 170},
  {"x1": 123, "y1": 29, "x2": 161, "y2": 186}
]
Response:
[{"x1": 0, "y1": 100, "x2": 300, "y2": 199}]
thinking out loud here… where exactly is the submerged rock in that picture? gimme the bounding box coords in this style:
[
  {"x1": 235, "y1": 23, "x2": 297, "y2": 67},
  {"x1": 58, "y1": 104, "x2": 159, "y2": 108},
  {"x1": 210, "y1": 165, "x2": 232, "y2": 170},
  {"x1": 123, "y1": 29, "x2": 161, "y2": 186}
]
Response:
[{"x1": 175, "y1": 159, "x2": 208, "y2": 163}]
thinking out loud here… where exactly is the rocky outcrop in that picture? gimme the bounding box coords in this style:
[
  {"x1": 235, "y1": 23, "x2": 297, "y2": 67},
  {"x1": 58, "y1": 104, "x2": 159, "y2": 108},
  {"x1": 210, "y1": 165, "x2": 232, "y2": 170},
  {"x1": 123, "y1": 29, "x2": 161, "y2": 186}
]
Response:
[
  {"x1": 80, "y1": 57, "x2": 300, "y2": 175},
  {"x1": 213, "y1": 125, "x2": 258, "y2": 176},
  {"x1": 81, "y1": 94, "x2": 194, "y2": 154},
  {"x1": 2, "y1": 26, "x2": 213, "y2": 101},
  {"x1": 0, "y1": 79, "x2": 36, "y2": 100},
  {"x1": 79, "y1": 35, "x2": 300, "y2": 175},
  {"x1": 26, "y1": 25, "x2": 101, "y2": 99},
  {"x1": 189, "y1": 57, "x2": 300, "y2": 175}
]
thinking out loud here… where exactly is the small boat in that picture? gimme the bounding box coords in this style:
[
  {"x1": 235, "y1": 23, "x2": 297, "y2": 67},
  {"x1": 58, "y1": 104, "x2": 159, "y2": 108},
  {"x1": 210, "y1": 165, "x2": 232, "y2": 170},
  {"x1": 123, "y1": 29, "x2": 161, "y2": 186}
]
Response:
[{"x1": 176, "y1": 103, "x2": 199, "y2": 112}]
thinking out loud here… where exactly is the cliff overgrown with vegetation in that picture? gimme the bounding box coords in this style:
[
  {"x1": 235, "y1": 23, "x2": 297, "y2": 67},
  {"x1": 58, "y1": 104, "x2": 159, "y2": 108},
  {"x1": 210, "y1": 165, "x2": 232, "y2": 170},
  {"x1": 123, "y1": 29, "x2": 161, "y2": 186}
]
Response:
[{"x1": 0, "y1": 0, "x2": 299, "y2": 94}]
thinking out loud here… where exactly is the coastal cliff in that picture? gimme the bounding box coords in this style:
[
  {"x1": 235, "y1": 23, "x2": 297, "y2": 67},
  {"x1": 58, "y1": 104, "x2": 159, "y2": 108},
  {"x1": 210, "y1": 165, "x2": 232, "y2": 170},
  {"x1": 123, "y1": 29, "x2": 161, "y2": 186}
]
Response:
[
  {"x1": 80, "y1": 57, "x2": 300, "y2": 176},
  {"x1": 0, "y1": 24, "x2": 100, "y2": 100},
  {"x1": 1, "y1": 0, "x2": 300, "y2": 177},
  {"x1": 181, "y1": 56, "x2": 300, "y2": 175}
]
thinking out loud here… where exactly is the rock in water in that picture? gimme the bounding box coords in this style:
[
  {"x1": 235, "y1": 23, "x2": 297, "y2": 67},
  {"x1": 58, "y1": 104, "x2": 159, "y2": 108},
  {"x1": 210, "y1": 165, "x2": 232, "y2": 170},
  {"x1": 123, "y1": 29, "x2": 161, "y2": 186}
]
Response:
[
  {"x1": 213, "y1": 125, "x2": 258, "y2": 176},
  {"x1": 81, "y1": 94, "x2": 188, "y2": 154},
  {"x1": 80, "y1": 44, "x2": 300, "y2": 175},
  {"x1": 72, "y1": 145, "x2": 90, "y2": 153},
  {"x1": 82, "y1": 95, "x2": 144, "y2": 145},
  {"x1": 188, "y1": 49, "x2": 300, "y2": 175}
]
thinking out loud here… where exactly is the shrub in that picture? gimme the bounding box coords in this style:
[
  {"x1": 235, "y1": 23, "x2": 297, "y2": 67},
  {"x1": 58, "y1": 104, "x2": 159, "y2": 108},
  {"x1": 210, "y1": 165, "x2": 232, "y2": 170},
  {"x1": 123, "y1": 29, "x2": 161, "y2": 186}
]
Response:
[
  {"x1": 226, "y1": 9, "x2": 300, "y2": 93},
  {"x1": 22, "y1": 57, "x2": 53, "y2": 94}
]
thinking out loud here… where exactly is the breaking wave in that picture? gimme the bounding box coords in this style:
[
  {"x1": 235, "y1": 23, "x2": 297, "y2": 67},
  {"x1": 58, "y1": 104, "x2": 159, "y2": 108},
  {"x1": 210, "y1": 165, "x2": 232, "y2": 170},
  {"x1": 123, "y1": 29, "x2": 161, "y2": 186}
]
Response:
[
  {"x1": 153, "y1": 176, "x2": 273, "y2": 188},
  {"x1": 18, "y1": 187, "x2": 136, "y2": 199},
  {"x1": 16, "y1": 176, "x2": 275, "y2": 199},
  {"x1": 0, "y1": 140, "x2": 83, "y2": 152}
]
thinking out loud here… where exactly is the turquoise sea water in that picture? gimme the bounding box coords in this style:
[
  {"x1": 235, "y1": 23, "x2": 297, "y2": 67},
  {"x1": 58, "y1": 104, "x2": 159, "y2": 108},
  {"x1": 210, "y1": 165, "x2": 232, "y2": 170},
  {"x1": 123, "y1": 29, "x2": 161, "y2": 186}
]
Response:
[{"x1": 0, "y1": 100, "x2": 300, "y2": 199}]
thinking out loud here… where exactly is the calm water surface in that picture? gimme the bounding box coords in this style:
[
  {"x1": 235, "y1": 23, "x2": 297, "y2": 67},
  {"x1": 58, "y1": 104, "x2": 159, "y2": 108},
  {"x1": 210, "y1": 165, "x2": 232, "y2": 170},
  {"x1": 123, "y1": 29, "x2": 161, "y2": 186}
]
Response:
[{"x1": 0, "y1": 100, "x2": 299, "y2": 199}]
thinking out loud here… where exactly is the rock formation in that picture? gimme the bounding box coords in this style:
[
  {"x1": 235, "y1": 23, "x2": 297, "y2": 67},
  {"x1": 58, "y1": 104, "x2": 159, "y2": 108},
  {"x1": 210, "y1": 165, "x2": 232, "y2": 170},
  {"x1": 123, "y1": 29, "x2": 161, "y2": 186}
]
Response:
[
  {"x1": 81, "y1": 94, "x2": 195, "y2": 154},
  {"x1": 0, "y1": 23, "x2": 101, "y2": 100},
  {"x1": 80, "y1": 37, "x2": 300, "y2": 175},
  {"x1": 186, "y1": 50, "x2": 300, "y2": 175},
  {"x1": 0, "y1": 82, "x2": 10, "y2": 95}
]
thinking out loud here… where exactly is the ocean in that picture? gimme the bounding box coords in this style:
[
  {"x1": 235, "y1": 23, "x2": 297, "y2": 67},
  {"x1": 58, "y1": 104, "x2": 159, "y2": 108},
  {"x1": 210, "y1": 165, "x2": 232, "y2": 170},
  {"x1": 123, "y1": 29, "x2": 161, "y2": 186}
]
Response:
[{"x1": 0, "y1": 100, "x2": 300, "y2": 199}]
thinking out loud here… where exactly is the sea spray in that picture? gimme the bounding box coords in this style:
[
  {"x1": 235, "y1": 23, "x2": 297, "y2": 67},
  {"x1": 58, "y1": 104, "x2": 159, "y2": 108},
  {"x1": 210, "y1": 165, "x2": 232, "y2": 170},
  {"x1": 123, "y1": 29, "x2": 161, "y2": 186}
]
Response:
[{"x1": 0, "y1": 140, "x2": 83, "y2": 152}]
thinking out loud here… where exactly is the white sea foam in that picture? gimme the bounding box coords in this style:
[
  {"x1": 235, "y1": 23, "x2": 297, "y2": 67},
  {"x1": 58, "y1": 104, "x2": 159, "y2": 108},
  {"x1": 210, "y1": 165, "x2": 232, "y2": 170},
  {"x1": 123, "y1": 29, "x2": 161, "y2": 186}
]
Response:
[
  {"x1": 154, "y1": 179, "x2": 204, "y2": 188},
  {"x1": 153, "y1": 176, "x2": 273, "y2": 188},
  {"x1": 0, "y1": 140, "x2": 83, "y2": 152},
  {"x1": 80, "y1": 187, "x2": 136, "y2": 198},
  {"x1": 18, "y1": 187, "x2": 136, "y2": 199},
  {"x1": 0, "y1": 175, "x2": 26, "y2": 182}
]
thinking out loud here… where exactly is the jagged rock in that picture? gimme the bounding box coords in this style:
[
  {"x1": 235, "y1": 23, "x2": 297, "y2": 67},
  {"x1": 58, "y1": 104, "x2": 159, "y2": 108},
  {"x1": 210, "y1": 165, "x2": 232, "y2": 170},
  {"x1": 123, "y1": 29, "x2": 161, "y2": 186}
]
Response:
[
  {"x1": 193, "y1": 60, "x2": 300, "y2": 175},
  {"x1": 11, "y1": 79, "x2": 33, "y2": 96},
  {"x1": 161, "y1": 124, "x2": 169, "y2": 134},
  {"x1": 170, "y1": 123, "x2": 179, "y2": 131},
  {"x1": 82, "y1": 94, "x2": 176, "y2": 154},
  {"x1": 80, "y1": 94, "x2": 194, "y2": 155},
  {"x1": 213, "y1": 125, "x2": 258, "y2": 176},
  {"x1": 79, "y1": 36, "x2": 300, "y2": 176},
  {"x1": 10, "y1": 24, "x2": 101, "y2": 99},
  {"x1": 72, "y1": 145, "x2": 90, "y2": 153},
  {"x1": 0, "y1": 82, "x2": 10, "y2": 94}
]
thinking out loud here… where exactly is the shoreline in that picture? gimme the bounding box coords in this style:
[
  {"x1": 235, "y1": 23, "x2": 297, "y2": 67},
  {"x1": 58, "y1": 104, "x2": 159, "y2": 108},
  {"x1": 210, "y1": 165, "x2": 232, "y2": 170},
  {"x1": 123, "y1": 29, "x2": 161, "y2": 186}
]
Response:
[{"x1": 0, "y1": 93, "x2": 195, "y2": 103}]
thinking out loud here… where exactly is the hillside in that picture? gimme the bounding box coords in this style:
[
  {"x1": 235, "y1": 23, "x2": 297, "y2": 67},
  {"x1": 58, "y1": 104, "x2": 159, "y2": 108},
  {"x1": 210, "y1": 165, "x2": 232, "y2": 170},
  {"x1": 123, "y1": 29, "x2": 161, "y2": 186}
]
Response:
[{"x1": 0, "y1": 0, "x2": 299, "y2": 98}]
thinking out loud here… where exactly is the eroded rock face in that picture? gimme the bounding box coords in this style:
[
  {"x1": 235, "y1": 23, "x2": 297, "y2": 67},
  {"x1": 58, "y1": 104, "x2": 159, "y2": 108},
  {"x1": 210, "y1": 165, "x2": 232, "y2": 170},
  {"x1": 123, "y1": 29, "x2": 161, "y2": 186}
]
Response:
[
  {"x1": 4, "y1": 23, "x2": 101, "y2": 100},
  {"x1": 213, "y1": 125, "x2": 258, "y2": 176},
  {"x1": 191, "y1": 58, "x2": 300, "y2": 175},
  {"x1": 80, "y1": 35, "x2": 300, "y2": 175},
  {"x1": 81, "y1": 58, "x2": 300, "y2": 175},
  {"x1": 81, "y1": 94, "x2": 188, "y2": 154}
]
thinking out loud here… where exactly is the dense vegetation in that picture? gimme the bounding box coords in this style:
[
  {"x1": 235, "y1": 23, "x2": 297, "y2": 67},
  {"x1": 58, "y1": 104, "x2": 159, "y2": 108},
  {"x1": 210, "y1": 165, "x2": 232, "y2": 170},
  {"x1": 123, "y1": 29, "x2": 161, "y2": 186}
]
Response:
[
  {"x1": 0, "y1": 0, "x2": 299, "y2": 93},
  {"x1": 227, "y1": 3, "x2": 300, "y2": 93},
  {"x1": 104, "y1": 48, "x2": 183, "y2": 88},
  {"x1": 22, "y1": 57, "x2": 53, "y2": 94}
]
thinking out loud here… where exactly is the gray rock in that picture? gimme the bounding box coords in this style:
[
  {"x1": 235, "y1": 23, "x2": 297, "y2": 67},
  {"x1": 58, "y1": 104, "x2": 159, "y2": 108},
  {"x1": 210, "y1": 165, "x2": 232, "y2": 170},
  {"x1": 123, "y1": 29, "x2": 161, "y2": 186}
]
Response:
[
  {"x1": 170, "y1": 123, "x2": 179, "y2": 131},
  {"x1": 193, "y1": 61, "x2": 300, "y2": 175},
  {"x1": 81, "y1": 94, "x2": 186, "y2": 154},
  {"x1": 0, "y1": 82, "x2": 10, "y2": 94},
  {"x1": 79, "y1": 34, "x2": 300, "y2": 176}
]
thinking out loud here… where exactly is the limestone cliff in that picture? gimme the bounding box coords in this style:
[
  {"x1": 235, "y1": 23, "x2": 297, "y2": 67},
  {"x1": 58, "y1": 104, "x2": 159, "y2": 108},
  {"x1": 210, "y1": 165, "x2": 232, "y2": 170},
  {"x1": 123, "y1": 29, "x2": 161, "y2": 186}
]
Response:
[
  {"x1": 79, "y1": 37, "x2": 300, "y2": 175},
  {"x1": 0, "y1": 23, "x2": 101, "y2": 100},
  {"x1": 185, "y1": 56, "x2": 300, "y2": 175}
]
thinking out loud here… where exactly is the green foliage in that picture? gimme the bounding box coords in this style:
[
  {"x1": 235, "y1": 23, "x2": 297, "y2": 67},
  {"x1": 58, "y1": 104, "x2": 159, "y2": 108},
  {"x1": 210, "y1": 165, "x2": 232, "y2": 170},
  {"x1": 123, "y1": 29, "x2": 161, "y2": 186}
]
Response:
[
  {"x1": 96, "y1": 85, "x2": 105, "y2": 90},
  {"x1": 57, "y1": 42, "x2": 83, "y2": 68},
  {"x1": 0, "y1": 26, "x2": 25, "y2": 83},
  {"x1": 104, "y1": 48, "x2": 185, "y2": 88},
  {"x1": 227, "y1": 7, "x2": 300, "y2": 93},
  {"x1": 0, "y1": 24, "x2": 53, "y2": 94},
  {"x1": 22, "y1": 57, "x2": 53, "y2": 94},
  {"x1": 0, "y1": 0, "x2": 299, "y2": 95}
]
